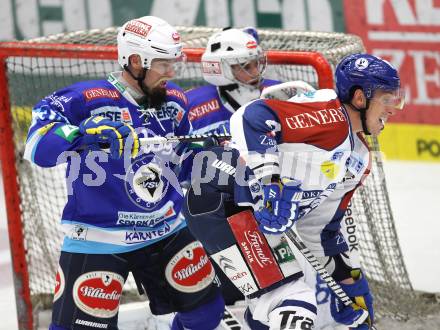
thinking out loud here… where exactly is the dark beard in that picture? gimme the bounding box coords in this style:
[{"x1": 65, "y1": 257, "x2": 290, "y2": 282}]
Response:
[{"x1": 139, "y1": 82, "x2": 167, "y2": 110}]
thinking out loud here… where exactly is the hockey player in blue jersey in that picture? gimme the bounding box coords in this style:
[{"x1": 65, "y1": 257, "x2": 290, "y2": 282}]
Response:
[
  {"x1": 24, "y1": 16, "x2": 224, "y2": 330},
  {"x1": 182, "y1": 54, "x2": 405, "y2": 329}
]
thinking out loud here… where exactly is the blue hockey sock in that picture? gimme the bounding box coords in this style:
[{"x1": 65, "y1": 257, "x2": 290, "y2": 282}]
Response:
[{"x1": 171, "y1": 293, "x2": 225, "y2": 330}]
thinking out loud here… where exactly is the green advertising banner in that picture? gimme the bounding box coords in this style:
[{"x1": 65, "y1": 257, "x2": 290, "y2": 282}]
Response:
[{"x1": 0, "y1": 0, "x2": 345, "y2": 41}]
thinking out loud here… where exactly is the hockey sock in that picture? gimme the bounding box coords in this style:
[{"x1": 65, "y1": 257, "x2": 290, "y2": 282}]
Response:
[{"x1": 171, "y1": 293, "x2": 225, "y2": 330}]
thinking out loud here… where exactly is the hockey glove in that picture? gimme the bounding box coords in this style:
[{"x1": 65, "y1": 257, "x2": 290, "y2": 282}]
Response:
[
  {"x1": 202, "y1": 123, "x2": 231, "y2": 149},
  {"x1": 330, "y1": 270, "x2": 374, "y2": 329},
  {"x1": 254, "y1": 179, "x2": 302, "y2": 234},
  {"x1": 79, "y1": 115, "x2": 140, "y2": 159}
]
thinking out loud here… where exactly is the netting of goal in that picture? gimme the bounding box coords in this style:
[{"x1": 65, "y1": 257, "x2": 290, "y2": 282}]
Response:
[{"x1": 0, "y1": 26, "x2": 437, "y2": 330}]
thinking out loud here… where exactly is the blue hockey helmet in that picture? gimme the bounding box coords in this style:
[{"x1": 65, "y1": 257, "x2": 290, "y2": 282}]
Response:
[{"x1": 335, "y1": 53, "x2": 401, "y2": 103}]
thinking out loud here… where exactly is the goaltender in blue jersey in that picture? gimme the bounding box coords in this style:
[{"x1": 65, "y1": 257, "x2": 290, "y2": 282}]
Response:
[{"x1": 183, "y1": 27, "x2": 279, "y2": 136}]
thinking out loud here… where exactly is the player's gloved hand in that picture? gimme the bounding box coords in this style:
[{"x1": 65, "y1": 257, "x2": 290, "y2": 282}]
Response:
[
  {"x1": 215, "y1": 122, "x2": 230, "y2": 136},
  {"x1": 79, "y1": 115, "x2": 140, "y2": 159},
  {"x1": 330, "y1": 270, "x2": 374, "y2": 329},
  {"x1": 203, "y1": 123, "x2": 231, "y2": 148},
  {"x1": 254, "y1": 179, "x2": 302, "y2": 234}
]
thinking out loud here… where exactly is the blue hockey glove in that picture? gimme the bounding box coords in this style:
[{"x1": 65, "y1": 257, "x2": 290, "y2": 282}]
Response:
[
  {"x1": 79, "y1": 115, "x2": 139, "y2": 159},
  {"x1": 330, "y1": 270, "x2": 374, "y2": 329},
  {"x1": 254, "y1": 179, "x2": 302, "y2": 234}
]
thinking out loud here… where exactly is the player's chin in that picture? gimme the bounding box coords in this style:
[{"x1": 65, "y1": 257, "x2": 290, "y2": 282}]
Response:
[{"x1": 370, "y1": 125, "x2": 383, "y2": 136}]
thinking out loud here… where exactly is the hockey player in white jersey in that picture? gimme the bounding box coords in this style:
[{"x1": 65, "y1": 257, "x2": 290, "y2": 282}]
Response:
[
  {"x1": 183, "y1": 53, "x2": 404, "y2": 329},
  {"x1": 293, "y1": 53, "x2": 404, "y2": 329}
]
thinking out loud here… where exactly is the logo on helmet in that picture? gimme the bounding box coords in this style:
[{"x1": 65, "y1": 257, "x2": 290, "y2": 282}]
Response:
[
  {"x1": 125, "y1": 20, "x2": 152, "y2": 38},
  {"x1": 355, "y1": 58, "x2": 369, "y2": 70},
  {"x1": 246, "y1": 41, "x2": 257, "y2": 49},
  {"x1": 172, "y1": 32, "x2": 181, "y2": 43},
  {"x1": 202, "y1": 61, "x2": 222, "y2": 75}
]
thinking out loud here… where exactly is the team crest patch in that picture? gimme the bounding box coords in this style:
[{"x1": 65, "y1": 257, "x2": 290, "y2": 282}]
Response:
[
  {"x1": 172, "y1": 32, "x2": 181, "y2": 42},
  {"x1": 165, "y1": 241, "x2": 215, "y2": 293},
  {"x1": 125, "y1": 157, "x2": 169, "y2": 210},
  {"x1": 53, "y1": 265, "x2": 65, "y2": 302},
  {"x1": 355, "y1": 58, "x2": 369, "y2": 70},
  {"x1": 73, "y1": 271, "x2": 123, "y2": 318},
  {"x1": 246, "y1": 41, "x2": 257, "y2": 49}
]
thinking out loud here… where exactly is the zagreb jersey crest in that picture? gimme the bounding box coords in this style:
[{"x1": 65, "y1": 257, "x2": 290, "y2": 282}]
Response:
[{"x1": 125, "y1": 157, "x2": 169, "y2": 210}]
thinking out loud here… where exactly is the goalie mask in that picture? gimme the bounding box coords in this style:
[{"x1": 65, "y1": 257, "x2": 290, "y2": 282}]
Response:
[
  {"x1": 201, "y1": 28, "x2": 267, "y2": 88},
  {"x1": 117, "y1": 16, "x2": 186, "y2": 77}
]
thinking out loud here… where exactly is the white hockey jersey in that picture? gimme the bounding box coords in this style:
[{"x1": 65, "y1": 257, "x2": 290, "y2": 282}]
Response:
[{"x1": 230, "y1": 89, "x2": 354, "y2": 218}]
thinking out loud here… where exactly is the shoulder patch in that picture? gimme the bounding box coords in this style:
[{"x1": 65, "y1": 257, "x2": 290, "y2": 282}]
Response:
[
  {"x1": 167, "y1": 88, "x2": 188, "y2": 104},
  {"x1": 188, "y1": 98, "x2": 221, "y2": 122},
  {"x1": 83, "y1": 88, "x2": 120, "y2": 102}
]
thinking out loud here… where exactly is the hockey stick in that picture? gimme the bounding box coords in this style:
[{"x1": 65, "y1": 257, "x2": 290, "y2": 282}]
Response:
[
  {"x1": 221, "y1": 306, "x2": 242, "y2": 330},
  {"x1": 284, "y1": 229, "x2": 376, "y2": 330},
  {"x1": 138, "y1": 132, "x2": 231, "y2": 146},
  {"x1": 100, "y1": 132, "x2": 231, "y2": 153}
]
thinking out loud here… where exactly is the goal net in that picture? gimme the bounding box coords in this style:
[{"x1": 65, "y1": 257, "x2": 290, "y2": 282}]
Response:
[{"x1": 0, "y1": 26, "x2": 433, "y2": 329}]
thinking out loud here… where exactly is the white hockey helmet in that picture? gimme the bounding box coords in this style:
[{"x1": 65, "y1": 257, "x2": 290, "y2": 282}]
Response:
[
  {"x1": 117, "y1": 16, "x2": 184, "y2": 70},
  {"x1": 201, "y1": 28, "x2": 267, "y2": 86}
]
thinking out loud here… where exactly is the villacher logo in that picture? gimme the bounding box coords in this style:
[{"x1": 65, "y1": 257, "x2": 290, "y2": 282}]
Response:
[
  {"x1": 165, "y1": 242, "x2": 215, "y2": 293},
  {"x1": 73, "y1": 271, "x2": 124, "y2": 318}
]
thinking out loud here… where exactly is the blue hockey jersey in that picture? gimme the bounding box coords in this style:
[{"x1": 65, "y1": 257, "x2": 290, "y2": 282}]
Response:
[
  {"x1": 24, "y1": 72, "x2": 190, "y2": 254},
  {"x1": 183, "y1": 79, "x2": 280, "y2": 135}
]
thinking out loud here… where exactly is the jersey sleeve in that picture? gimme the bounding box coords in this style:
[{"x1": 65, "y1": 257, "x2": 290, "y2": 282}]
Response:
[
  {"x1": 24, "y1": 88, "x2": 88, "y2": 167},
  {"x1": 230, "y1": 99, "x2": 281, "y2": 184}
]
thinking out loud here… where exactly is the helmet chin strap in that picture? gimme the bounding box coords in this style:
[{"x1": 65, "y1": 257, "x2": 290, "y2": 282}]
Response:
[
  {"x1": 123, "y1": 64, "x2": 150, "y2": 104},
  {"x1": 350, "y1": 99, "x2": 371, "y2": 135}
]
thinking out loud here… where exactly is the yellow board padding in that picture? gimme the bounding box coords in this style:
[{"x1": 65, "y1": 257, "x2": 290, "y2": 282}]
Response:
[{"x1": 378, "y1": 123, "x2": 440, "y2": 162}]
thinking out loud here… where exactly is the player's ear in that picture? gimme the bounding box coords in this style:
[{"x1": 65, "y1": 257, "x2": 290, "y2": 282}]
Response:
[
  {"x1": 352, "y1": 88, "x2": 367, "y2": 108},
  {"x1": 128, "y1": 54, "x2": 142, "y2": 70}
]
